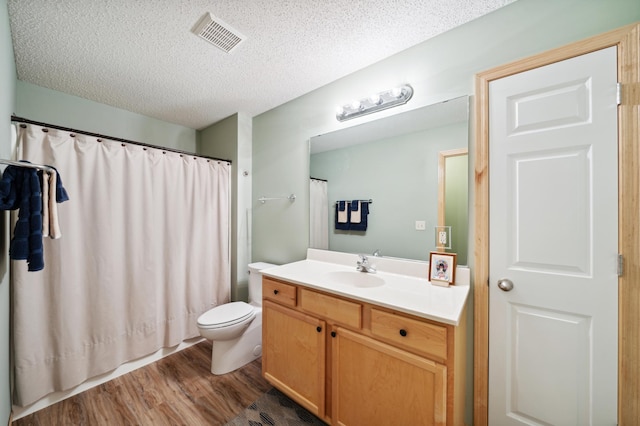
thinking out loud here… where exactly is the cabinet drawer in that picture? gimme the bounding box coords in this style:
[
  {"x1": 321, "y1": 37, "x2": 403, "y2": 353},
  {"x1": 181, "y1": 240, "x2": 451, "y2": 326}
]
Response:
[
  {"x1": 370, "y1": 308, "x2": 447, "y2": 360},
  {"x1": 300, "y1": 288, "x2": 362, "y2": 329},
  {"x1": 263, "y1": 277, "x2": 297, "y2": 307}
]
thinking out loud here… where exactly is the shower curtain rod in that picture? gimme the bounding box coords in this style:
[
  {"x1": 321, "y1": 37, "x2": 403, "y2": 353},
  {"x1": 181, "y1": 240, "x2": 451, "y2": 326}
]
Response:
[{"x1": 11, "y1": 115, "x2": 232, "y2": 164}]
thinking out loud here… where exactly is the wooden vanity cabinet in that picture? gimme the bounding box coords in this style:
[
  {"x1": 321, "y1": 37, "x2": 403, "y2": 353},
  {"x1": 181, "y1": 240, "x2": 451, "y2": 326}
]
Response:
[
  {"x1": 332, "y1": 327, "x2": 447, "y2": 426},
  {"x1": 262, "y1": 276, "x2": 467, "y2": 426},
  {"x1": 262, "y1": 299, "x2": 326, "y2": 417}
]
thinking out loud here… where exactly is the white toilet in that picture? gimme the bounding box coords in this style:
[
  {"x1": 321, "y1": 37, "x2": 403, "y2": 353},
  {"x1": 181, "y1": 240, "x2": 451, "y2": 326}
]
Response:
[{"x1": 197, "y1": 262, "x2": 277, "y2": 375}]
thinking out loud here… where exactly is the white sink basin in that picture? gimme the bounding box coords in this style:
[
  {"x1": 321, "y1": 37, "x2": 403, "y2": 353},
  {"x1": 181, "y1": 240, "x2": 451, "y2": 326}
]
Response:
[{"x1": 325, "y1": 270, "x2": 385, "y2": 288}]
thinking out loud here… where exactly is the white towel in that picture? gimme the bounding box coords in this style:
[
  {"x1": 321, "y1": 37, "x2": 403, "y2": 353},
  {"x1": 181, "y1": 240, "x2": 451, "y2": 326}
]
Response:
[
  {"x1": 350, "y1": 201, "x2": 361, "y2": 223},
  {"x1": 48, "y1": 171, "x2": 62, "y2": 239},
  {"x1": 41, "y1": 170, "x2": 50, "y2": 237},
  {"x1": 337, "y1": 201, "x2": 348, "y2": 223}
]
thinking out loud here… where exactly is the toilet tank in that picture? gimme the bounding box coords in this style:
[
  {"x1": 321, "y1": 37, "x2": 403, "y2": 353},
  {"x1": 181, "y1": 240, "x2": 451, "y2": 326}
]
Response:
[{"x1": 248, "y1": 262, "x2": 277, "y2": 305}]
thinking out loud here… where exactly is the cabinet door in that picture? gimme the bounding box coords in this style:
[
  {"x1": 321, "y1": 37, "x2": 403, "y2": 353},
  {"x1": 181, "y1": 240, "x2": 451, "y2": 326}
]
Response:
[
  {"x1": 332, "y1": 327, "x2": 447, "y2": 426},
  {"x1": 262, "y1": 300, "x2": 326, "y2": 417}
]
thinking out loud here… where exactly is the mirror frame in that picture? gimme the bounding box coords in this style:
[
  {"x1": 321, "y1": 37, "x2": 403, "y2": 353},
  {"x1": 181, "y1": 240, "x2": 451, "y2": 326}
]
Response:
[{"x1": 437, "y1": 148, "x2": 469, "y2": 252}]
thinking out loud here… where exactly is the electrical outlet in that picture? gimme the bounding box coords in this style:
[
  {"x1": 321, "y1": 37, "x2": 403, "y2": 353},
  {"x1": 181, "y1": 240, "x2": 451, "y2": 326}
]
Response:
[
  {"x1": 415, "y1": 220, "x2": 426, "y2": 231},
  {"x1": 439, "y1": 231, "x2": 448, "y2": 245}
]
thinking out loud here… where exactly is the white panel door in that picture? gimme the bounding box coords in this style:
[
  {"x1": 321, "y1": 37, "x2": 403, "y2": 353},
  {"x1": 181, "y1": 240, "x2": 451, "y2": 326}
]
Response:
[{"x1": 489, "y1": 47, "x2": 618, "y2": 426}]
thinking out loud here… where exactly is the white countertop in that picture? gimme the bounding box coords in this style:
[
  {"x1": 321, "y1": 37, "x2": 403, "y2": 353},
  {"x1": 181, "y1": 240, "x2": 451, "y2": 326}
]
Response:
[{"x1": 261, "y1": 249, "x2": 470, "y2": 326}]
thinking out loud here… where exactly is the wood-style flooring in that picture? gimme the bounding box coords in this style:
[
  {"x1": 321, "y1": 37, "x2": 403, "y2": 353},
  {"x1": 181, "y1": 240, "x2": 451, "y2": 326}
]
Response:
[{"x1": 12, "y1": 341, "x2": 272, "y2": 426}]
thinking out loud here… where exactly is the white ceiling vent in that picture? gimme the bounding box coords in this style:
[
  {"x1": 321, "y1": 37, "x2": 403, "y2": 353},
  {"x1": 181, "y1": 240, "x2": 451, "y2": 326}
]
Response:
[{"x1": 192, "y1": 13, "x2": 245, "y2": 54}]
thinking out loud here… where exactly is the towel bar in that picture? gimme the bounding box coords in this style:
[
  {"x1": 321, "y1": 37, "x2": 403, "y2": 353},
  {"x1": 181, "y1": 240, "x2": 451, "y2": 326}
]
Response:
[
  {"x1": 333, "y1": 199, "x2": 373, "y2": 205},
  {"x1": 258, "y1": 194, "x2": 296, "y2": 204}
]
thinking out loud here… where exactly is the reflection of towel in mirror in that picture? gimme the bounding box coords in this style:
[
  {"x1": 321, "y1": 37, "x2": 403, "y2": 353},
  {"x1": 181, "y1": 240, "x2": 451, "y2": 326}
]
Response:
[
  {"x1": 350, "y1": 201, "x2": 361, "y2": 223},
  {"x1": 336, "y1": 201, "x2": 350, "y2": 230},
  {"x1": 337, "y1": 201, "x2": 348, "y2": 223},
  {"x1": 349, "y1": 202, "x2": 369, "y2": 231}
]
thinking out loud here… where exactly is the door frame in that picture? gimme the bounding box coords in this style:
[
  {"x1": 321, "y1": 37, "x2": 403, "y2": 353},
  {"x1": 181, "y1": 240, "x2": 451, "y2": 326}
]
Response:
[
  {"x1": 474, "y1": 23, "x2": 640, "y2": 426},
  {"x1": 437, "y1": 148, "x2": 468, "y2": 251}
]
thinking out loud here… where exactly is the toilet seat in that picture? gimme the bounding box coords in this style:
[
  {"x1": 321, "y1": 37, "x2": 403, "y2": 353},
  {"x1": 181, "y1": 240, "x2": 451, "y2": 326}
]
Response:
[{"x1": 197, "y1": 302, "x2": 255, "y2": 329}]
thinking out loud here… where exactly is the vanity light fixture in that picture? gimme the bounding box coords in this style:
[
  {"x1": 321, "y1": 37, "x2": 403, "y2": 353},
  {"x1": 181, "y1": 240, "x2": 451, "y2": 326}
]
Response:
[{"x1": 335, "y1": 85, "x2": 413, "y2": 122}]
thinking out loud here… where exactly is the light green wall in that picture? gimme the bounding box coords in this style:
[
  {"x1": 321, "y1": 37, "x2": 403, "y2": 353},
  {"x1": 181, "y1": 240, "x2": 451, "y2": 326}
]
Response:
[
  {"x1": 252, "y1": 0, "x2": 640, "y2": 266},
  {"x1": 15, "y1": 81, "x2": 196, "y2": 152},
  {"x1": 310, "y1": 122, "x2": 467, "y2": 261},
  {"x1": 0, "y1": 0, "x2": 15, "y2": 422},
  {"x1": 199, "y1": 113, "x2": 253, "y2": 302}
]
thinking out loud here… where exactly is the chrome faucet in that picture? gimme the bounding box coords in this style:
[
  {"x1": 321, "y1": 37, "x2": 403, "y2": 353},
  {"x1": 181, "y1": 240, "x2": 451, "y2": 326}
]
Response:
[{"x1": 356, "y1": 254, "x2": 376, "y2": 273}]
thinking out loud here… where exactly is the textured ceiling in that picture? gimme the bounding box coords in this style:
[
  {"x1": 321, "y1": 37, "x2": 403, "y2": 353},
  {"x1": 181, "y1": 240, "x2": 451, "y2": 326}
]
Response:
[{"x1": 8, "y1": 0, "x2": 514, "y2": 130}]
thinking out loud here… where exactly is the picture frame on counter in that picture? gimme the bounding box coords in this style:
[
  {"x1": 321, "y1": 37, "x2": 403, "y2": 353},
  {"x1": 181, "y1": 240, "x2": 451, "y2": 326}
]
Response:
[{"x1": 429, "y1": 251, "x2": 457, "y2": 286}]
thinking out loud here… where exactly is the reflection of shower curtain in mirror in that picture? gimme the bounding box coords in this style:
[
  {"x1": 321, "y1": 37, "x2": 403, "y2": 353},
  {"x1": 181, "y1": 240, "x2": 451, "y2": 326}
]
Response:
[
  {"x1": 309, "y1": 178, "x2": 328, "y2": 249},
  {"x1": 11, "y1": 124, "x2": 231, "y2": 406}
]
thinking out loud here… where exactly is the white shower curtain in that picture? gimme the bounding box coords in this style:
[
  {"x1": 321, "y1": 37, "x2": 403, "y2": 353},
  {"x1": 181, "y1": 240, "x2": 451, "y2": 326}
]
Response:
[
  {"x1": 309, "y1": 178, "x2": 328, "y2": 249},
  {"x1": 11, "y1": 124, "x2": 230, "y2": 406}
]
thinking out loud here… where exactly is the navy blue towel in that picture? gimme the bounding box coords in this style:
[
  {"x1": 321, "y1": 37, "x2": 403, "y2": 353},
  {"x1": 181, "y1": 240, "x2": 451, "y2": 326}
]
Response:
[
  {"x1": 50, "y1": 166, "x2": 70, "y2": 202},
  {"x1": 334, "y1": 201, "x2": 370, "y2": 232},
  {"x1": 0, "y1": 165, "x2": 44, "y2": 271},
  {"x1": 0, "y1": 166, "x2": 20, "y2": 210},
  {"x1": 349, "y1": 202, "x2": 369, "y2": 232},
  {"x1": 335, "y1": 200, "x2": 350, "y2": 231},
  {"x1": 0, "y1": 163, "x2": 69, "y2": 271}
]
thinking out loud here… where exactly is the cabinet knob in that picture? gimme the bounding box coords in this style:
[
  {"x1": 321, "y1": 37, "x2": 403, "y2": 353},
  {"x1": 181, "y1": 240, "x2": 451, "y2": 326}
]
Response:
[
  {"x1": 331, "y1": 331, "x2": 336, "y2": 338},
  {"x1": 316, "y1": 326, "x2": 322, "y2": 333},
  {"x1": 399, "y1": 329, "x2": 407, "y2": 337},
  {"x1": 273, "y1": 289, "x2": 279, "y2": 295}
]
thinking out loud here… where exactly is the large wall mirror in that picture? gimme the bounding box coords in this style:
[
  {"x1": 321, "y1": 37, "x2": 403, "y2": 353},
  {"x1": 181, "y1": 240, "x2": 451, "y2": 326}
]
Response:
[{"x1": 309, "y1": 95, "x2": 469, "y2": 265}]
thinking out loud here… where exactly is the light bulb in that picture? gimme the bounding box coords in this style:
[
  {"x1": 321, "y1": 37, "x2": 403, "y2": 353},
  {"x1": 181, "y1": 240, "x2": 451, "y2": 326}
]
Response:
[
  {"x1": 369, "y1": 94, "x2": 381, "y2": 104},
  {"x1": 391, "y1": 87, "x2": 403, "y2": 98}
]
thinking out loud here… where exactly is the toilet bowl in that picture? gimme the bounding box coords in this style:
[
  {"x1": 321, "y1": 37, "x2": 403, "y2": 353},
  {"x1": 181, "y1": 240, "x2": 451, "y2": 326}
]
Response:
[{"x1": 196, "y1": 262, "x2": 276, "y2": 375}]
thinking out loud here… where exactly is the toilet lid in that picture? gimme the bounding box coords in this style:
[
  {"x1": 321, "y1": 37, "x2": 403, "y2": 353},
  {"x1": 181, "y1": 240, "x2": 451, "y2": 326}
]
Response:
[{"x1": 197, "y1": 301, "x2": 254, "y2": 328}]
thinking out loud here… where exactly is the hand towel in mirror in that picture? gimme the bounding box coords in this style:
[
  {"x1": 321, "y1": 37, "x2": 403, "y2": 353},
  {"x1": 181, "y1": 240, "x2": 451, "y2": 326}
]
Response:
[{"x1": 350, "y1": 201, "x2": 361, "y2": 223}]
